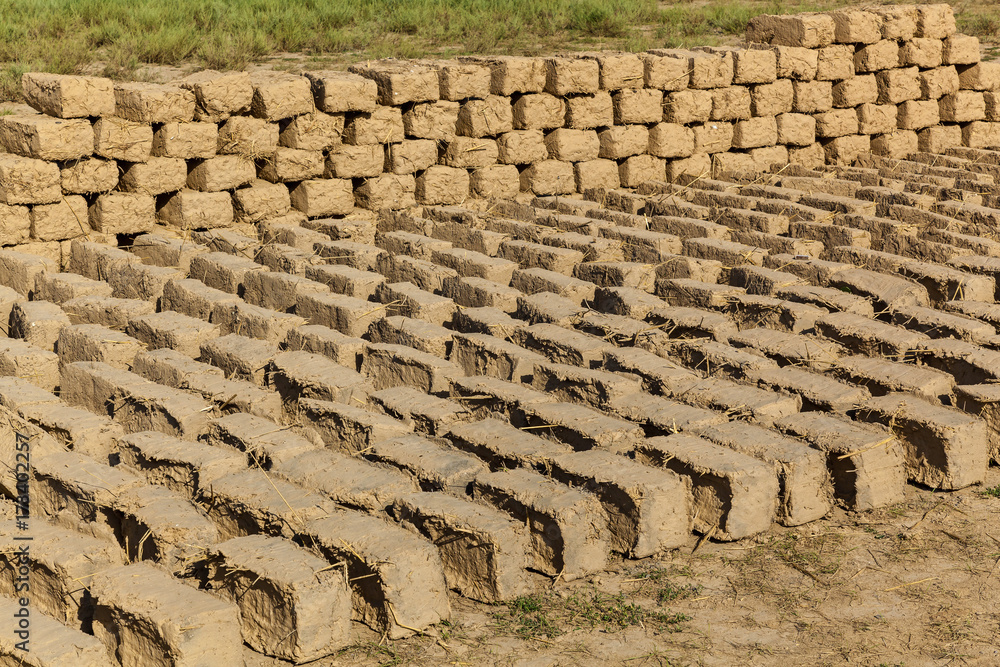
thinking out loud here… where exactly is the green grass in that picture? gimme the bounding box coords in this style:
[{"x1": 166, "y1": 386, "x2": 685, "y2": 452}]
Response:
[
  {"x1": 979, "y1": 484, "x2": 1000, "y2": 498},
  {"x1": 0, "y1": 0, "x2": 998, "y2": 101}
]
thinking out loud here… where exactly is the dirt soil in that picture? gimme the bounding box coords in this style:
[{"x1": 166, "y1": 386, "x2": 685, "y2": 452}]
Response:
[{"x1": 239, "y1": 468, "x2": 1000, "y2": 667}]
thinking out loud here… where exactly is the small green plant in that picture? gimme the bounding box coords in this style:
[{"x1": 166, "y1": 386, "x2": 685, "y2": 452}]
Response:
[
  {"x1": 494, "y1": 595, "x2": 560, "y2": 641},
  {"x1": 978, "y1": 484, "x2": 1000, "y2": 498},
  {"x1": 565, "y1": 591, "x2": 691, "y2": 633}
]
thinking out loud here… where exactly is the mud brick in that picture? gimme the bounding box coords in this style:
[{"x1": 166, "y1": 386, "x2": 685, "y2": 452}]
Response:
[
  {"x1": 916, "y1": 3, "x2": 956, "y2": 39},
  {"x1": 639, "y1": 52, "x2": 688, "y2": 90},
  {"x1": 247, "y1": 72, "x2": 313, "y2": 121},
  {"x1": 305, "y1": 265, "x2": 384, "y2": 301},
  {"x1": 610, "y1": 87, "x2": 662, "y2": 124},
  {"x1": 515, "y1": 291, "x2": 585, "y2": 327},
  {"x1": 301, "y1": 509, "x2": 450, "y2": 638},
  {"x1": 749, "y1": 362, "x2": 870, "y2": 411},
  {"x1": 853, "y1": 40, "x2": 899, "y2": 74},
  {"x1": 286, "y1": 178, "x2": 352, "y2": 218},
  {"x1": 9, "y1": 300, "x2": 67, "y2": 351},
  {"x1": 510, "y1": 267, "x2": 595, "y2": 304},
  {"x1": 442, "y1": 136, "x2": 498, "y2": 168},
  {"x1": 110, "y1": 83, "x2": 192, "y2": 126},
  {"x1": 892, "y1": 303, "x2": 995, "y2": 343},
  {"x1": 0, "y1": 155, "x2": 61, "y2": 205},
  {"x1": 402, "y1": 101, "x2": 459, "y2": 141},
  {"x1": 532, "y1": 359, "x2": 643, "y2": 409},
  {"x1": 321, "y1": 146, "x2": 381, "y2": 180},
  {"x1": 579, "y1": 52, "x2": 642, "y2": 91},
  {"x1": 618, "y1": 152, "x2": 666, "y2": 186},
  {"x1": 303, "y1": 71, "x2": 376, "y2": 113},
  {"x1": 898, "y1": 257, "x2": 993, "y2": 304},
  {"x1": 662, "y1": 89, "x2": 711, "y2": 125},
  {"x1": 708, "y1": 86, "x2": 750, "y2": 122},
  {"x1": 126, "y1": 311, "x2": 219, "y2": 358},
  {"x1": 771, "y1": 46, "x2": 816, "y2": 81},
  {"x1": 939, "y1": 34, "x2": 979, "y2": 66},
  {"x1": 0, "y1": 115, "x2": 91, "y2": 161},
  {"x1": 434, "y1": 247, "x2": 518, "y2": 285},
  {"x1": 814, "y1": 108, "x2": 860, "y2": 138},
  {"x1": 186, "y1": 156, "x2": 254, "y2": 193},
  {"x1": 822, "y1": 134, "x2": 870, "y2": 165},
  {"x1": 856, "y1": 103, "x2": 897, "y2": 134},
  {"x1": 672, "y1": 373, "x2": 803, "y2": 425},
  {"x1": 211, "y1": 300, "x2": 305, "y2": 344},
  {"x1": 276, "y1": 112, "x2": 340, "y2": 152},
  {"x1": 56, "y1": 323, "x2": 144, "y2": 369},
  {"x1": 369, "y1": 315, "x2": 453, "y2": 358},
  {"x1": 869, "y1": 5, "x2": 915, "y2": 39},
  {"x1": 180, "y1": 70, "x2": 253, "y2": 120},
  {"x1": 940, "y1": 91, "x2": 987, "y2": 123},
  {"x1": 749, "y1": 79, "x2": 793, "y2": 117},
  {"x1": 518, "y1": 160, "x2": 575, "y2": 196},
  {"x1": 0, "y1": 596, "x2": 111, "y2": 665},
  {"x1": 428, "y1": 60, "x2": 488, "y2": 101},
  {"x1": 645, "y1": 123, "x2": 694, "y2": 160},
  {"x1": 466, "y1": 56, "x2": 544, "y2": 95},
  {"x1": 118, "y1": 431, "x2": 237, "y2": 496},
  {"x1": 499, "y1": 239, "x2": 582, "y2": 274},
  {"x1": 91, "y1": 117, "x2": 152, "y2": 163},
  {"x1": 544, "y1": 57, "x2": 599, "y2": 96},
  {"x1": 315, "y1": 239, "x2": 388, "y2": 271},
  {"x1": 813, "y1": 310, "x2": 928, "y2": 360},
  {"x1": 830, "y1": 9, "x2": 882, "y2": 44},
  {"x1": 565, "y1": 91, "x2": 615, "y2": 129},
  {"x1": 152, "y1": 121, "x2": 217, "y2": 159},
  {"x1": 985, "y1": 92, "x2": 1000, "y2": 120},
  {"x1": 655, "y1": 278, "x2": 744, "y2": 308},
  {"x1": 574, "y1": 261, "x2": 656, "y2": 291},
  {"x1": 305, "y1": 214, "x2": 377, "y2": 243},
  {"x1": 440, "y1": 276, "x2": 517, "y2": 311},
  {"x1": 297, "y1": 398, "x2": 412, "y2": 455},
  {"x1": 361, "y1": 342, "x2": 462, "y2": 395},
  {"x1": 291, "y1": 292, "x2": 378, "y2": 338},
  {"x1": 0, "y1": 205, "x2": 27, "y2": 248},
  {"x1": 774, "y1": 113, "x2": 816, "y2": 148},
  {"x1": 21, "y1": 72, "x2": 114, "y2": 118},
  {"x1": 467, "y1": 164, "x2": 518, "y2": 198},
  {"x1": 216, "y1": 117, "x2": 278, "y2": 157},
  {"x1": 383, "y1": 139, "x2": 436, "y2": 175},
  {"x1": 786, "y1": 142, "x2": 824, "y2": 167},
  {"x1": 343, "y1": 107, "x2": 404, "y2": 146},
  {"x1": 380, "y1": 281, "x2": 459, "y2": 324},
  {"x1": 673, "y1": 339, "x2": 776, "y2": 379},
  {"x1": 355, "y1": 173, "x2": 417, "y2": 211},
  {"x1": 832, "y1": 355, "x2": 955, "y2": 404},
  {"x1": 961, "y1": 120, "x2": 1000, "y2": 148},
  {"x1": 131, "y1": 346, "x2": 223, "y2": 387},
  {"x1": 30, "y1": 271, "x2": 108, "y2": 305},
  {"x1": 746, "y1": 13, "x2": 835, "y2": 49},
  {"x1": 816, "y1": 44, "x2": 854, "y2": 81},
  {"x1": 521, "y1": 399, "x2": 646, "y2": 453},
  {"x1": 114, "y1": 158, "x2": 184, "y2": 196},
  {"x1": 494, "y1": 130, "x2": 545, "y2": 164},
  {"x1": 159, "y1": 188, "x2": 234, "y2": 230},
  {"x1": 60, "y1": 157, "x2": 118, "y2": 194},
  {"x1": 691, "y1": 122, "x2": 734, "y2": 153},
  {"x1": 203, "y1": 412, "x2": 315, "y2": 469},
  {"x1": 186, "y1": 252, "x2": 263, "y2": 295},
  {"x1": 472, "y1": 468, "x2": 607, "y2": 579},
  {"x1": 258, "y1": 148, "x2": 324, "y2": 183},
  {"x1": 28, "y1": 195, "x2": 86, "y2": 242},
  {"x1": 377, "y1": 254, "x2": 457, "y2": 294},
  {"x1": 635, "y1": 433, "x2": 777, "y2": 540},
  {"x1": 774, "y1": 411, "x2": 905, "y2": 510},
  {"x1": 900, "y1": 38, "x2": 944, "y2": 69},
  {"x1": 792, "y1": 80, "x2": 833, "y2": 114},
  {"x1": 731, "y1": 116, "x2": 778, "y2": 149},
  {"x1": 194, "y1": 536, "x2": 350, "y2": 662},
  {"x1": 856, "y1": 392, "x2": 986, "y2": 489},
  {"x1": 350, "y1": 62, "x2": 440, "y2": 105},
  {"x1": 510, "y1": 93, "x2": 565, "y2": 131},
  {"x1": 895, "y1": 100, "x2": 939, "y2": 130},
  {"x1": 199, "y1": 333, "x2": 278, "y2": 385},
  {"x1": 876, "y1": 67, "x2": 921, "y2": 104},
  {"x1": 516, "y1": 322, "x2": 611, "y2": 368},
  {"x1": 829, "y1": 76, "x2": 876, "y2": 109},
  {"x1": 365, "y1": 432, "x2": 484, "y2": 492}
]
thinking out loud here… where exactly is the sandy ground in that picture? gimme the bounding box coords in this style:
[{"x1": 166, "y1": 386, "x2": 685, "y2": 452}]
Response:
[{"x1": 238, "y1": 466, "x2": 1000, "y2": 667}]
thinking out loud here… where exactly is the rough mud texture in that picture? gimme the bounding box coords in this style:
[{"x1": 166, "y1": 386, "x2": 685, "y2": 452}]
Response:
[{"x1": 2, "y1": 4, "x2": 1000, "y2": 666}]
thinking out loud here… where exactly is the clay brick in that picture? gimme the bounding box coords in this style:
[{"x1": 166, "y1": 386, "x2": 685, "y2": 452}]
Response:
[
  {"x1": 157, "y1": 189, "x2": 233, "y2": 230},
  {"x1": 92, "y1": 117, "x2": 153, "y2": 162},
  {"x1": 456, "y1": 95, "x2": 513, "y2": 137},
  {"x1": 709, "y1": 85, "x2": 751, "y2": 121},
  {"x1": 434, "y1": 60, "x2": 491, "y2": 101},
  {"x1": 876, "y1": 66, "x2": 921, "y2": 104},
  {"x1": 10, "y1": 300, "x2": 68, "y2": 351},
  {"x1": 180, "y1": 70, "x2": 253, "y2": 120},
  {"x1": 958, "y1": 62, "x2": 1000, "y2": 91},
  {"x1": 258, "y1": 148, "x2": 325, "y2": 183},
  {"x1": 900, "y1": 38, "x2": 944, "y2": 68},
  {"x1": 691, "y1": 122, "x2": 733, "y2": 153},
  {"x1": 776, "y1": 112, "x2": 816, "y2": 146},
  {"x1": 442, "y1": 136, "x2": 498, "y2": 168},
  {"x1": 732, "y1": 116, "x2": 778, "y2": 149},
  {"x1": 584, "y1": 52, "x2": 644, "y2": 90},
  {"x1": 793, "y1": 80, "x2": 833, "y2": 113},
  {"x1": 415, "y1": 166, "x2": 470, "y2": 206},
  {"x1": 816, "y1": 44, "x2": 854, "y2": 81},
  {"x1": 641, "y1": 52, "x2": 690, "y2": 90},
  {"x1": 854, "y1": 40, "x2": 899, "y2": 73},
  {"x1": 857, "y1": 103, "x2": 897, "y2": 134},
  {"x1": 618, "y1": 154, "x2": 665, "y2": 188},
  {"x1": 750, "y1": 78, "x2": 793, "y2": 116},
  {"x1": 470, "y1": 164, "x2": 520, "y2": 198},
  {"x1": 544, "y1": 57, "x2": 599, "y2": 95},
  {"x1": 873, "y1": 5, "x2": 917, "y2": 40},
  {"x1": 920, "y1": 66, "x2": 960, "y2": 99},
  {"x1": 21, "y1": 72, "x2": 114, "y2": 118},
  {"x1": 940, "y1": 90, "x2": 986, "y2": 122},
  {"x1": 773, "y1": 45, "x2": 818, "y2": 80},
  {"x1": 0, "y1": 155, "x2": 61, "y2": 205},
  {"x1": 830, "y1": 9, "x2": 882, "y2": 44},
  {"x1": 60, "y1": 157, "x2": 118, "y2": 194},
  {"x1": 916, "y1": 3, "x2": 956, "y2": 39},
  {"x1": 0, "y1": 115, "x2": 92, "y2": 162},
  {"x1": 563, "y1": 93, "x2": 613, "y2": 131},
  {"x1": 832, "y1": 75, "x2": 878, "y2": 107},
  {"x1": 350, "y1": 62, "x2": 440, "y2": 105},
  {"x1": 495, "y1": 130, "x2": 546, "y2": 164},
  {"x1": 814, "y1": 108, "x2": 859, "y2": 138},
  {"x1": 573, "y1": 159, "x2": 619, "y2": 192},
  {"x1": 870, "y1": 130, "x2": 919, "y2": 159},
  {"x1": 918, "y1": 124, "x2": 962, "y2": 153},
  {"x1": 0, "y1": 597, "x2": 111, "y2": 666},
  {"x1": 962, "y1": 120, "x2": 1000, "y2": 148},
  {"x1": 613, "y1": 88, "x2": 663, "y2": 124},
  {"x1": 287, "y1": 178, "x2": 352, "y2": 218},
  {"x1": 30, "y1": 195, "x2": 88, "y2": 241},
  {"x1": 664, "y1": 89, "x2": 713, "y2": 124},
  {"x1": 897, "y1": 100, "x2": 939, "y2": 130},
  {"x1": 325, "y1": 144, "x2": 384, "y2": 178},
  {"x1": 597, "y1": 125, "x2": 648, "y2": 159},
  {"x1": 746, "y1": 13, "x2": 835, "y2": 48},
  {"x1": 187, "y1": 155, "x2": 255, "y2": 192},
  {"x1": 306, "y1": 70, "x2": 378, "y2": 113},
  {"x1": 519, "y1": 160, "x2": 575, "y2": 196},
  {"x1": 511, "y1": 93, "x2": 565, "y2": 130},
  {"x1": 279, "y1": 111, "x2": 343, "y2": 151},
  {"x1": 942, "y1": 34, "x2": 980, "y2": 65},
  {"x1": 127, "y1": 310, "x2": 220, "y2": 358}
]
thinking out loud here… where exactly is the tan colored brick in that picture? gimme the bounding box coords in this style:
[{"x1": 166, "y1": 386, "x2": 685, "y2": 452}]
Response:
[
  {"x1": 354, "y1": 174, "x2": 416, "y2": 210},
  {"x1": 900, "y1": 38, "x2": 943, "y2": 68},
  {"x1": 31, "y1": 195, "x2": 89, "y2": 241},
  {"x1": 776, "y1": 113, "x2": 815, "y2": 146},
  {"x1": 385, "y1": 140, "x2": 438, "y2": 174},
  {"x1": 325, "y1": 144, "x2": 384, "y2": 178},
  {"x1": 0, "y1": 115, "x2": 92, "y2": 161},
  {"x1": 872, "y1": 5, "x2": 917, "y2": 40},
  {"x1": 187, "y1": 155, "x2": 255, "y2": 192},
  {"x1": 61, "y1": 158, "x2": 118, "y2": 194},
  {"x1": 513, "y1": 94, "x2": 566, "y2": 130},
  {"x1": 545, "y1": 129, "x2": 599, "y2": 161},
  {"x1": 710, "y1": 86, "x2": 751, "y2": 121},
  {"x1": 575, "y1": 159, "x2": 620, "y2": 191},
  {"x1": 290, "y1": 179, "x2": 354, "y2": 217},
  {"x1": 830, "y1": 9, "x2": 882, "y2": 44},
  {"x1": 218, "y1": 117, "x2": 279, "y2": 156},
  {"x1": 473, "y1": 56, "x2": 547, "y2": 96},
  {"x1": 152, "y1": 122, "x2": 217, "y2": 159},
  {"x1": 814, "y1": 109, "x2": 859, "y2": 138},
  {"x1": 664, "y1": 89, "x2": 712, "y2": 124},
  {"x1": 349, "y1": 62, "x2": 440, "y2": 105},
  {"x1": 443, "y1": 136, "x2": 499, "y2": 168},
  {"x1": 613, "y1": 88, "x2": 663, "y2": 124},
  {"x1": 871, "y1": 130, "x2": 918, "y2": 159},
  {"x1": 564, "y1": 92, "x2": 612, "y2": 129},
  {"x1": 788, "y1": 142, "x2": 825, "y2": 168},
  {"x1": 688, "y1": 51, "x2": 734, "y2": 89},
  {"x1": 305, "y1": 71, "x2": 377, "y2": 113},
  {"x1": 648, "y1": 123, "x2": 694, "y2": 158},
  {"x1": 876, "y1": 67, "x2": 921, "y2": 104},
  {"x1": 732, "y1": 48, "x2": 778, "y2": 84},
  {"x1": 750, "y1": 145, "x2": 788, "y2": 172},
  {"x1": 897, "y1": 100, "x2": 940, "y2": 130},
  {"x1": 816, "y1": 45, "x2": 854, "y2": 81},
  {"x1": 916, "y1": 4, "x2": 956, "y2": 40},
  {"x1": 641, "y1": 53, "x2": 690, "y2": 91},
  {"x1": 114, "y1": 83, "x2": 195, "y2": 123},
  {"x1": 597, "y1": 126, "x2": 649, "y2": 159},
  {"x1": 257, "y1": 148, "x2": 325, "y2": 183},
  {"x1": 987, "y1": 91, "x2": 1000, "y2": 121},
  {"x1": 691, "y1": 122, "x2": 733, "y2": 154},
  {"x1": 180, "y1": 70, "x2": 253, "y2": 120},
  {"x1": 963, "y1": 121, "x2": 1000, "y2": 149},
  {"x1": 856, "y1": 103, "x2": 897, "y2": 135},
  {"x1": 497, "y1": 130, "x2": 548, "y2": 164},
  {"x1": 403, "y1": 101, "x2": 459, "y2": 140},
  {"x1": 750, "y1": 79, "x2": 793, "y2": 116},
  {"x1": 470, "y1": 164, "x2": 520, "y2": 199},
  {"x1": 746, "y1": 13, "x2": 835, "y2": 49},
  {"x1": 94, "y1": 117, "x2": 153, "y2": 163},
  {"x1": 435, "y1": 61, "x2": 491, "y2": 101},
  {"x1": 87, "y1": 193, "x2": 155, "y2": 235},
  {"x1": 920, "y1": 66, "x2": 960, "y2": 99},
  {"x1": 520, "y1": 160, "x2": 575, "y2": 195},
  {"x1": 343, "y1": 107, "x2": 405, "y2": 145},
  {"x1": 21, "y1": 73, "x2": 114, "y2": 118},
  {"x1": 832, "y1": 75, "x2": 878, "y2": 107},
  {"x1": 279, "y1": 112, "x2": 344, "y2": 151},
  {"x1": 588, "y1": 53, "x2": 644, "y2": 91},
  {"x1": 773, "y1": 46, "x2": 817, "y2": 81},
  {"x1": 917, "y1": 124, "x2": 962, "y2": 152},
  {"x1": 959, "y1": 62, "x2": 1000, "y2": 91},
  {"x1": 249, "y1": 73, "x2": 314, "y2": 121},
  {"x1": 855, "y1": 40, "x2": 900, "y2": 73},
  {"x1": 942, "y1": 35, "x2": 980, "y2": 65},
  {"x1": 822, "y1": 134, "x2": 870, "y2": 165},
  {"x1": 666, "y1": 153, "x2": 711, "y2": 181},
  {"x1": 158, "y1": 189, "x2": 234, "y2": 230},
  {"x1": 792, "y1": 81, "x2": 833, "y2": 113},
  {"x1": 456, "y1": 96, "x2": 513, "y2": 137},
  {"x1": 619, "y1": 155, "x2": 665, "y2": 188},
  {"x1": 545, "y1": 58, "x2": 599, "y2": 95},
  {"x1": 940, "y1": 91, "x2": 986, "y2": 122},
  {"x1": 732, "y1": 116, "x2": 778, "y2": 149}
]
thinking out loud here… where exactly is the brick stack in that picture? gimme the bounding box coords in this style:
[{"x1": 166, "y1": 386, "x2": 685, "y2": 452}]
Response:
[{"x1": 0, "y1": 3, "x2": 992, "y2": 269}]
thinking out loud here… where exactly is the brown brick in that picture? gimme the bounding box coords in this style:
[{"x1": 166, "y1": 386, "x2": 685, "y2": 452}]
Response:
[
  {"x1": 942, "y1": 35, "x2": 981, "y2": 65},
  {"x1": 900, "y1": 38, "x2": 943, "y2": 68},
  {"x1": 916, "y1": 4, "x2": 957, "y2": 39},
  {"x1": 415, "y1": 166, "x2": 470, "y2": 206},
  {"x1": 920, "y1": 66, "x2": 960, "y2": 99},
  {"x1": 513, "y1": 93, "x2": 565, "y2": 130},
  {"x1": 564, "y1": 92, "x2": 613, "y2": 129},
  {"x1": 349, "y1": 62, "x2": 440, "y2": 105},
  {"x1": 746, "y1": 14, "x2": 835, "y2": 49},
  {"x1": 792, "y1": 80, "x2": 833, "y2": 113},
  {"x1": 816, "y1": 44, "x2": 854, "y2": 81},
  {"x1": 664, "y1": 89, "x2": 712, "y2": 124},
  {"x1": 574, "y1": 159, "x2": 620, "y2": 192},
  {"x1": 545, "y1": 58, "x2": 599, "y2": 95},
  {"x1": 497, "y1": 130, "x2": 548, "y2": 164},
  {"x1": 940, "y1": 91, "x2": 986, "y2": 122},
  {"x1": 776, "y1": 113, "x2": 816, "y2": 146},
  {"x1": 456, "y1": 95, "x2": 513, "y2": 137},
  {"x1": 870, "y1": 130, "x2": 918, "y2": 159},
  {"x1": 750, "y1": 79, "x2": 793, "y2": 116},
  {"x1": 305, "y1": 71, "x2": 378, "y2": 113},
  {"x1": 648, "y1": 123, "x2": 695, "y2": 158},
  {"x1": 732, "y1": 116, "x2": 777, "y2": 148},
  {"x1": 710, "y1": 86, "x2": 751, "y2": 121},
  {"x1": 470, "y1": 164, "x2": 520, "y2": 199},
  {"x1": 830, "y1": 9, "x2": 882, "y2": 44},
  {"x1": 93, "y1": 117, "x2": 153, "y2": 162},
  {"x1": 822, "y1": 134, "x2": 870, "y2": 165},
  {"x1": 832, "y1": 75, "x2": 878, "y2": 107},
  {"x1": 613, "y1": 88, "x2": 663, "y2": 124},
  {"x1": 876, "y1": 67, "x2": 921, "y2": 104},
  {"x1": 519, "y1": 160, "x2": 575, "y2": 195},
  {"x1": 403, "y1": 101, "x2": 459, "y2": 140},
  {"x1": 545, "y1": 128, "x2": 599, "y2": 161},
  {"x1": 856, "y1": 103, "x2": 897, "y2": 134},
  {"x1": 597, "y1": 125, "x2": 649, "y2": 159},
  {"x1": 897, "y1": 100, "x2": 940, "y2": 130},
  {"x1": 773, "y1": 46, "x2": 817, "y2": 80},
  {"x1": 21, "y1": 73, "x2": 114, "y2": 118}
]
